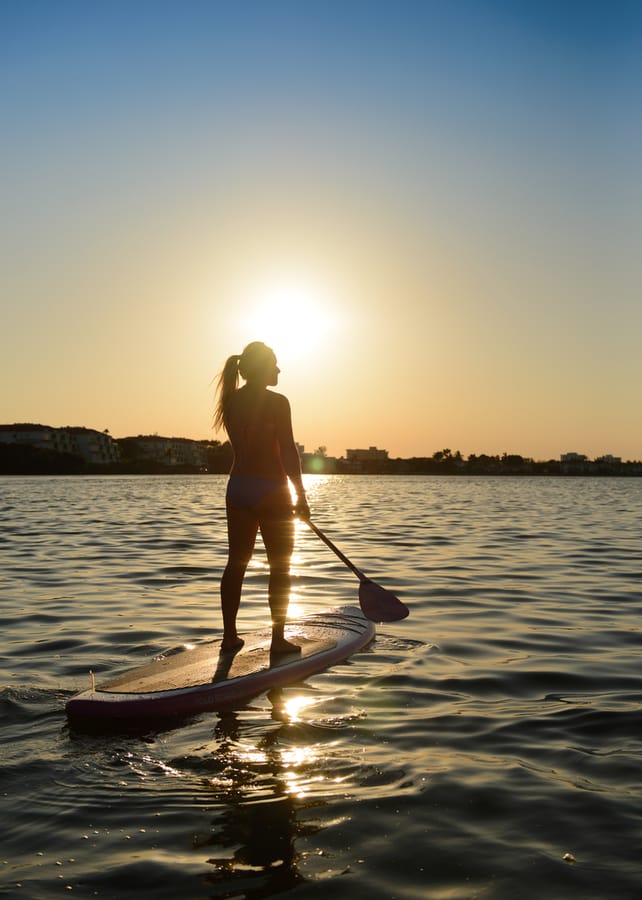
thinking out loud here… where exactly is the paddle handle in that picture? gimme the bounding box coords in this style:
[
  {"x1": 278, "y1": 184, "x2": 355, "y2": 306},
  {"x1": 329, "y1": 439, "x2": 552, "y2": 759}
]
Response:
[{"x1": 304, "y1": 519, "x2": 367, "y2": 583}]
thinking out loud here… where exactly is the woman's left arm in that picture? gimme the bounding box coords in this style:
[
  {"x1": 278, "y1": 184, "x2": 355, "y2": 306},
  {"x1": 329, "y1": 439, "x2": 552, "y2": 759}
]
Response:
[{"x1": 275, "y1": 395, "x2": 310, "y2": 517}]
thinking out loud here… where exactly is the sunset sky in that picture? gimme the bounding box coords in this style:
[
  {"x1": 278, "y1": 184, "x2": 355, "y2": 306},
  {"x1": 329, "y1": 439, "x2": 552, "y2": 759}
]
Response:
[{"x1": 3, "y1": 1, "x2": 641, "y2": 461}]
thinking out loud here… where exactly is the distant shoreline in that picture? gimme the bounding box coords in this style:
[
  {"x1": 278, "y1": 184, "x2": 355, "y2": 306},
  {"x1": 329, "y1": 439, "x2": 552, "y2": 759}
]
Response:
[
  {"x1": 1, "y1": 437, "x2": 640, "y2": 477},
  {"x1": 2, "y1": 465, "x2": 641, "y2": 478}
]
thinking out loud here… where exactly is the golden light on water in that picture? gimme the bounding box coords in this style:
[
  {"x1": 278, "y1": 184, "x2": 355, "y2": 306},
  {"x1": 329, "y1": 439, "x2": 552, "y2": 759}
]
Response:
[
  {"x1": 218, "y1": 728, "x2": 321, "y2": 799},
  {"x1": 280, "y1": 693, "x2": 322, "y2": 722},
  {"x1": 286, "y1": 598, "x2": 305, "y2": 619}
]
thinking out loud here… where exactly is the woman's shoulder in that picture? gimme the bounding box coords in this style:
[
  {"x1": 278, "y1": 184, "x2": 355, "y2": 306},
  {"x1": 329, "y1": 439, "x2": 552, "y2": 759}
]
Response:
[
  {"x1": 265, "y1": 390, "x2": 290, "y2": 410},
  {"x1": 227, "y1": 387, "x2": 291, "y2": 421}
]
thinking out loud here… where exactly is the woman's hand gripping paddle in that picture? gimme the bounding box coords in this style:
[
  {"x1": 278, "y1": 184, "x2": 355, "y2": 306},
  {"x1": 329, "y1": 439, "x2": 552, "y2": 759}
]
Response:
[{"x1": 304, "y1": 519, "x2": 409, "y2": 623}]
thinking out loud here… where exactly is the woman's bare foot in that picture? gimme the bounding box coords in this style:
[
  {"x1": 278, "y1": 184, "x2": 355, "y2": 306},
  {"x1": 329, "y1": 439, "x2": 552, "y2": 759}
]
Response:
[
  {"x1": 221, "y1": 635, "x2": 244, "y2": 652},
  {"x1": 270, "y1": 636, "x2": 301, "y2": 655}
]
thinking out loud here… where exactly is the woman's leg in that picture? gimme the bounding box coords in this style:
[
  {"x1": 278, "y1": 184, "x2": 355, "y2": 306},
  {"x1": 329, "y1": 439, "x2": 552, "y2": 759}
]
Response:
[
  {"x1": 260, "y1": 508, "x2": 298, "y2": 653},
  {"x1": 220, "y1": 504, "x2": 258, "y2": 650}
]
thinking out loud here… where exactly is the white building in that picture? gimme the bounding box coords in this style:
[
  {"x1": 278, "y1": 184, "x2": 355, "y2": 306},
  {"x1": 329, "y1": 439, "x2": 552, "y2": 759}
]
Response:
[
  {"x1": 65, "y1": 427, "x2": 120, "y2": 465},
  {"x1": 0, "y1": 424, "x2": 120, "y2": 464},
  {"x1": 0, "y1": 424, "x2": 59, "y2": 451}
]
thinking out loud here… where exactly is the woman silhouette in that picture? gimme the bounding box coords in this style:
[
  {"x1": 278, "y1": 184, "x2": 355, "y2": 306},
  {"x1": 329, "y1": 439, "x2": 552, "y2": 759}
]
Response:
[{"x1": 214, "y1": 342, "x2": 310, "y2": 653}]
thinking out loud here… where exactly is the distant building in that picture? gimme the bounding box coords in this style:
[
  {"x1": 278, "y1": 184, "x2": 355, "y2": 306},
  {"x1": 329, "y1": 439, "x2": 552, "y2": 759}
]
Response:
[
  {"x1": 346, "y1": 446, "x2": 389, "y2": 462},
  {"x1": 0, "y1": 424, "x2": 59, "y2": 452},
  {"x1": 343, "y1": 446, "x2": 389, "y2": 473},
  {"x1": 120, "y1": 435, "x2": 208, "y2": 468},
  {"x1": 0, "y1": 424, "x2": 120, "y2": 464},
  {"x1": 560, "y1": 451, "x2": 598, "y2": 475},
  {"x1": 64, "y1": 427, "x2": 120, "y2": 465},
  {"x1": 560, "y1": 452, "x2": 588, "y2": 463}
]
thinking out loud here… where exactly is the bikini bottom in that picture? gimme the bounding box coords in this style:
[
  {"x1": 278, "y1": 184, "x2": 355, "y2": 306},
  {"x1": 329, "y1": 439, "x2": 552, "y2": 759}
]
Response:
[{"x1": 226, "y1": 476, "x2": 291, "y2": 513}]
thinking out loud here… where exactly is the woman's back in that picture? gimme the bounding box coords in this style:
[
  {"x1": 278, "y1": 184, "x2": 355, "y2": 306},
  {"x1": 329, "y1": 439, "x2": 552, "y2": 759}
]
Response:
[{"x1": 225, "y1": 386, "x2": 287, "y2": 480}]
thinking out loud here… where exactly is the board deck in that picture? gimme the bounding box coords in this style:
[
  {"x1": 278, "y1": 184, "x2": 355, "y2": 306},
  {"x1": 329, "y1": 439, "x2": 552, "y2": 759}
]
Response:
[
  {"x1": 101, "y1": 635, "x2": 337, "y2": 694},
  {"x1": 66, "y1": 605, "x2": 375, "y2": 721}
]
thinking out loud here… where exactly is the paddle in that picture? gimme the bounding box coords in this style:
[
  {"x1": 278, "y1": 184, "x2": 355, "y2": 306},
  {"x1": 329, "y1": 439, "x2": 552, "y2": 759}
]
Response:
[{"x1": 303, "y1": 518, "x2": 409, "y2": 623}]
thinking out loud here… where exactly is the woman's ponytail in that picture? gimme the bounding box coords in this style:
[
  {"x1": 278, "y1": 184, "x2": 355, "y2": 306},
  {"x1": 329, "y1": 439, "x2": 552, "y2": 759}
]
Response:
[
  {"x1": 213, "y1": 354, "x2": 241, "y2": 432},
  {"x1": 213, "y1": 342, "x2": 274, "y2": 433}
]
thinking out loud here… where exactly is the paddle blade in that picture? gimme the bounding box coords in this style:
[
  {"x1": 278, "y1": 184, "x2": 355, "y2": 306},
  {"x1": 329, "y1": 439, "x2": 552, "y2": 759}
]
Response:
[{"x1": 359, "y1": 579, "x2": 409, "y2": 623}]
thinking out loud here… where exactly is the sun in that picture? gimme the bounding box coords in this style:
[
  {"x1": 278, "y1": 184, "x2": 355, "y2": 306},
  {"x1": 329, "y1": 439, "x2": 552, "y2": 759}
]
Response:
[{"x1": 243, "y1": 278, "x2": 336, "y2": 364}]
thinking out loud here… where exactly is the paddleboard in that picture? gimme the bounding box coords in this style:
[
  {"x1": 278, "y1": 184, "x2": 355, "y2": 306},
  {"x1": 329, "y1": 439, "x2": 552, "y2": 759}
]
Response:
[{"x1": 66, "y1": 605, "x2": 375, "y2": 721}]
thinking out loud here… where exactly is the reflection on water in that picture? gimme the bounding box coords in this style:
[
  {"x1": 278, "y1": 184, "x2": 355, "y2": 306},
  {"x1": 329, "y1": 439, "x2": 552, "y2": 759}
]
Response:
[
  {"x1": 197, "y1": 710, "x2": 305, "y2": 895},
  {"x1": 2, "y1": 475, "x2": 642, "y2": 898},
  {"x1": 198, "y1": 692, "x2": 379, "y2": 896}
]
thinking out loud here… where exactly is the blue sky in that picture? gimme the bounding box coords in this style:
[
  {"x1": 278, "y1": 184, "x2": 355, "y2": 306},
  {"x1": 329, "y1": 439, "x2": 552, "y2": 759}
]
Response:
[{"x1": 2, "y1": 1, "x2": 641, "y2": 459}]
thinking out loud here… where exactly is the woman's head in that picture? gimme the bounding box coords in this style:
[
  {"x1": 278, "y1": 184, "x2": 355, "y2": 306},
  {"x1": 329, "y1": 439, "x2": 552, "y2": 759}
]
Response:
[
  {"x1": 238, "y1": 341, "x2": 278, "y2": 384},
  {"x1": 213, "y1": 342, "x2": 279, "y2": 432}
]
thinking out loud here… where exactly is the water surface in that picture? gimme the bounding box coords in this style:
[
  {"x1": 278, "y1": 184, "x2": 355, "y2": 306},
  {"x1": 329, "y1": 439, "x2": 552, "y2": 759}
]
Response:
[{"x1": 1, "y1": 475, "x2": 641, "y2": 898}]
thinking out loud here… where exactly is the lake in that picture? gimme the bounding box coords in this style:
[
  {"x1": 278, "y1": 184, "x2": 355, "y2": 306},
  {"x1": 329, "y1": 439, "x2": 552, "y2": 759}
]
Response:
[{"x1": 1, "y1": 475, "x2": 641, "y2": 898}]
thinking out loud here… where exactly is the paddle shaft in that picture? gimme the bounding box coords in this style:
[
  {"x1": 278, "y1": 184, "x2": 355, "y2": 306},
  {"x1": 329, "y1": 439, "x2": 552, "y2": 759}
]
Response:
[
  {"x1": 304, "y1": 519, "x2": 367, "y2": 583},
  {"x1": 304, "y1": 518, "x2": 410, "y2": 623}
]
